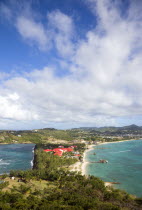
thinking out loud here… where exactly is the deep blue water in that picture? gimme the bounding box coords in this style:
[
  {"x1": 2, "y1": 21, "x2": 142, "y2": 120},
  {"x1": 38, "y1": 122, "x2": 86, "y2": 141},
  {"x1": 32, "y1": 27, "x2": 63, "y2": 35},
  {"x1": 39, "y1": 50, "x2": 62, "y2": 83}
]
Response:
[
  {"x1": 85, "y1": 140, "x2": 142, "y2": 197},
  {"x1": 0, "y1": 144, "x2": 35, "y2": 174}
]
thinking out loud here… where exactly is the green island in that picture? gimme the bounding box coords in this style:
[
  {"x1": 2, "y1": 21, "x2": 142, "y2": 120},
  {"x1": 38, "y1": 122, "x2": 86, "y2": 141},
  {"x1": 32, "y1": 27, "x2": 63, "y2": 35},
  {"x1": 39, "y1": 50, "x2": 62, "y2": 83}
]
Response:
[{"x1": 0, "y1": 126, "x2": 142, "y2": 209}]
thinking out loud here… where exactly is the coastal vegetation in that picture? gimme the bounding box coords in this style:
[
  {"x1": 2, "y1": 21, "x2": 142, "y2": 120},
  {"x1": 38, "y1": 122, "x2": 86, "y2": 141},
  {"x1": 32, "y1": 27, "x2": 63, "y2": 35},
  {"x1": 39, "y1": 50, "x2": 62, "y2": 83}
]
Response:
[
  {"x1": 0, "y1": 143, "x2": 142, "y2": 209},
  {"x1": 0, "y1": 124, "x2": 142, "y2": 145}
]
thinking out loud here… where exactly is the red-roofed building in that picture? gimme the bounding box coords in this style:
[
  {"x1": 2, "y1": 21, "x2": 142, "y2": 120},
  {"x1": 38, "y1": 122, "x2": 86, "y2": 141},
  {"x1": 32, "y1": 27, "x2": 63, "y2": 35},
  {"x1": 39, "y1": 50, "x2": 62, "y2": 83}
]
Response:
[
  {"x1": 67, "y1": 148, "x2": 73, "y2": 152},
  {"x1": 44, "y1": 149, "x2": 53, "y2": 152},
  {"x1": 53, "y1": 148, "x2": 63, "y2": 152},
  {"x1": 44, "y1": 147, "x2": 73, "y2": 156}
]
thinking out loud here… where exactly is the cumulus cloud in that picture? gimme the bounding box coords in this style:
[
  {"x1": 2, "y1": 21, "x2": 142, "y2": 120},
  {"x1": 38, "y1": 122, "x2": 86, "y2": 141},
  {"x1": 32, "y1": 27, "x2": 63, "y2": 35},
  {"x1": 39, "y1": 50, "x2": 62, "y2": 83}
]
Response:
[
  {"x1": 0, "y1": 93, "x2": 38, "y2": 121},
  {"x1": 47, "y1": 10, "x2": 75, "y2": 57},
  {"x1": 47, "y1": 10, "x2": 74, "y2": 35},
  {"x1": 1, "y1": 0, "x2": 142, "y2": 129},
  {"x1": 0, "y1": 67, "x2": 116, "y2": 128},
  {"x1": 16, "y1": 16, "x2": 49, "y2": 51},
  {"x1": 1, "y1": 1, "x2": 75, "y2": 55}
]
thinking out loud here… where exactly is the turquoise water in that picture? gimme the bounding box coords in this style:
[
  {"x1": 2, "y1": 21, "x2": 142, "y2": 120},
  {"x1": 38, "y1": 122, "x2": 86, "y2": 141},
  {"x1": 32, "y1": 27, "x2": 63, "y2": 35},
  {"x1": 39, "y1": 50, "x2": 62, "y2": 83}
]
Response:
[
  {"x1": 0, "y1": 144, "x2": 35, "y2": 174},
  {"x1": 85, "y1": 140, "x2": 142, "y2": 197}
]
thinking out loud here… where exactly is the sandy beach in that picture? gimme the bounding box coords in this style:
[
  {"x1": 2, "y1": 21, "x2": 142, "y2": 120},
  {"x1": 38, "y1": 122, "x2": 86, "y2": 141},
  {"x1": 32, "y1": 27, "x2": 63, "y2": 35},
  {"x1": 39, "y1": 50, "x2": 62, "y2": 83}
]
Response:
[
  {"x1": 71, "y1": 139, "x2": 137, "y2": 175},
  {"x1": 69, "y1": 161, "x2": 82, "y2": 173},
  {"x1": 69, "y1": 144, "x2": 95, "y2": 175},
  {"x1": 81, "y1": 144, "x2": 95, "y2": 175},
  {"x1": 69, "y1": 144, "x2": 95, "y2": 174}
]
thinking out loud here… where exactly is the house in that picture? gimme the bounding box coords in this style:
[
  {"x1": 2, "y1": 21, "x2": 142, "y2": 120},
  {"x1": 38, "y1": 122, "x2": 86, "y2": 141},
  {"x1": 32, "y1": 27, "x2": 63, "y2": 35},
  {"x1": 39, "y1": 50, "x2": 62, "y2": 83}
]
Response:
[
  {"x1": 44, "y1": 149, "x2": 53, "y2": 152},
  {"x1": 44, "y1": 147, "x2": 73, "y2": 156}
]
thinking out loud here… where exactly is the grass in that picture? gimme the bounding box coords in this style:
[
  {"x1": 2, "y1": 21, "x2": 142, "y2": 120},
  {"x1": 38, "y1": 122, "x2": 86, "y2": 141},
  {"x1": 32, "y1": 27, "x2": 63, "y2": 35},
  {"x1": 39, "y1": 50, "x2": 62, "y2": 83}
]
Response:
[{"x1": 2, "y1": 177, "x2": 57, "y2": 195}]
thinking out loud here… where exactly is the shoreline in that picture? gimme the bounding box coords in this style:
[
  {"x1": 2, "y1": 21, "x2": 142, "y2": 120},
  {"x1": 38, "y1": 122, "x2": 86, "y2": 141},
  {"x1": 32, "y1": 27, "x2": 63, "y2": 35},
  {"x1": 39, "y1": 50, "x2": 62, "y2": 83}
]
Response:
[
  {"x1": 100, "y1": 138, "x2": 140, "y2": 145},
  {"x1": 81, "y1": 144, "x2": 95, "y2": 175},
  {"x1": 81, "y1": 139, "x2": 137, "y2": 175},
  {"x1": 0, "y1": 142, "x2": 33, "y2": 145},
  {"x1": 31, "y1": 145, "x2": 36, "y2": 169},
  {"x1": 69, "y1": 144, "x2": 95, "y2": 174},
  {"x1": 71, "y1": 138, "x2": 141, "y2": 187},
  {"x1": 82, "y1": 138, "x2": 139, "y2": 174}
]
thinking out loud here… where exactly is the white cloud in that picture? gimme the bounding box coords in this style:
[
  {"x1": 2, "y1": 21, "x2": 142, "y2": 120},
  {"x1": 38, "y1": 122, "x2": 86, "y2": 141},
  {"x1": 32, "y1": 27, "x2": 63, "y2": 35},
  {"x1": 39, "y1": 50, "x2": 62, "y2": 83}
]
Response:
[
  {"x1": 0, "y1": 93, "x2": 38, "y2": 121},
  {"x1": 1, "y1": 1, "x2": 75, "y2": 56},
  {"x1": 15, "y1": 10, "x2": 75, "y2": 56},
  {"x1": 16, "y1": 16, "x2": 49, "y2": 51},
  {"x1": 1, "y1": 0, "x2": 142, "y2": 129},
  {"x1": 47, "y1": 10, "x2": 74, "y2": 35},
  {"x1": 47, "y1": 10, "x2": 75, "y2": 57}
]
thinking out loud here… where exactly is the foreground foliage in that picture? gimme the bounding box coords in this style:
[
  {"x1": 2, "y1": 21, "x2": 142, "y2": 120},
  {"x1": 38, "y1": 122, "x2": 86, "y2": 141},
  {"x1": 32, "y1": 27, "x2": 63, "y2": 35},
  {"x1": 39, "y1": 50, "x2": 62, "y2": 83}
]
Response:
[{"x1": 0, "y1": 144, "x2": 142, "y2": 210}]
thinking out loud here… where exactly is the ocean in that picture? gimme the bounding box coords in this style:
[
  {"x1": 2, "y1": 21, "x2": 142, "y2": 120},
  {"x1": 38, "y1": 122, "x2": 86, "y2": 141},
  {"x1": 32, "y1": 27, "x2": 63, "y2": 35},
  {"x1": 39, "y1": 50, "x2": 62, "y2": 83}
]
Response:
[
  {"x1": 85, "y1": 139, "x2": 142, "y2": 197},
  {"x1": 0, "y1": 144, "x2": 35, "y2": 174}
]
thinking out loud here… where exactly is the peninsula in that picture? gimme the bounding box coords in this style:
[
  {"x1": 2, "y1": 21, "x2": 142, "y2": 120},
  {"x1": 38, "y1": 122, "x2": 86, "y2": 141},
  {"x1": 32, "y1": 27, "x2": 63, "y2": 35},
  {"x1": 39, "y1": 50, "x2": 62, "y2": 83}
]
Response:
[{"x1": 0, "y1": 126, "x2": 142, "y2": 209}]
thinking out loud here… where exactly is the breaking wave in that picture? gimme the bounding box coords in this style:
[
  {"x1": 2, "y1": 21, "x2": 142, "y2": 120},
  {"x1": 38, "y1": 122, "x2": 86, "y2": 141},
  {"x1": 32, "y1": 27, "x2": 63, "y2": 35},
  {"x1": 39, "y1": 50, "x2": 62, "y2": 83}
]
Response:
[{"x1": 111, "y1": 150, "x2": 131, "y2": 153}]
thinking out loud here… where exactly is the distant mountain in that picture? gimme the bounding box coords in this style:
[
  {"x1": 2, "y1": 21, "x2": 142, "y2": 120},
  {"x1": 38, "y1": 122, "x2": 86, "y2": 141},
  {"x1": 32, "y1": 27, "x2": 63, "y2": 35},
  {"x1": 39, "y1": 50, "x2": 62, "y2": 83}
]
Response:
[
  {"x1": 119, "y1": 124, "x2": 141, "y2": 130},
  {"x1": 0, "y1": 124, "x2": 141, "y2": 133},
  {"x1": 42, "y1": 128, "x2": 57, "y2": 130},
  {"x1": 72, "y1": 124, "x2": 142, "y2": 133}
]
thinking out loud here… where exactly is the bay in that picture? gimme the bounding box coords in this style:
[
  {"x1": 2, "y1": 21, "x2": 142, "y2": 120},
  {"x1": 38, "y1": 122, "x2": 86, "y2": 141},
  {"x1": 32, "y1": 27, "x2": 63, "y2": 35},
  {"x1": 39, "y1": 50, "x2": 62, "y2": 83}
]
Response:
[
  {"x1": 0, "y1": 144, "x2": 35, "y2": 174},
  {"x1": 85, "y1": 139, "x2": 142, "y2": 197}
]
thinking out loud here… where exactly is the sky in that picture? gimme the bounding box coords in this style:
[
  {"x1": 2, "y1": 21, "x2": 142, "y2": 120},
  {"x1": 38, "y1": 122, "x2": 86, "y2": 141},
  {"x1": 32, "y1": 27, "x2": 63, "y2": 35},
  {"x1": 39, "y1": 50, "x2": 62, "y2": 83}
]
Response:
[{"x1": 0, "y1": 0, "x2": 142, "y2": 130}]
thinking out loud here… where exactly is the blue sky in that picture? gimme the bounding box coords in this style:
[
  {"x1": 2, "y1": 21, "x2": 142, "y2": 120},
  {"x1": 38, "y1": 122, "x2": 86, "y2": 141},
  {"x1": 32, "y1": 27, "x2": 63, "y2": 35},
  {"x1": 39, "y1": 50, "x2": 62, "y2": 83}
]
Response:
[{"x1": 0, "y1": 0, "x2": 142, "y2": 130}]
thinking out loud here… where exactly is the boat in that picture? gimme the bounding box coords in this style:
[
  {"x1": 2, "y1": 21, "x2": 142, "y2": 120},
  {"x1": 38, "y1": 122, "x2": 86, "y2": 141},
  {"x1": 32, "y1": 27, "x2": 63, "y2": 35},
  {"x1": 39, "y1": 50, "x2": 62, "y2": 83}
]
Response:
[{"x1": 99, "y1": 159, "x2": 108, "y2": 163}]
